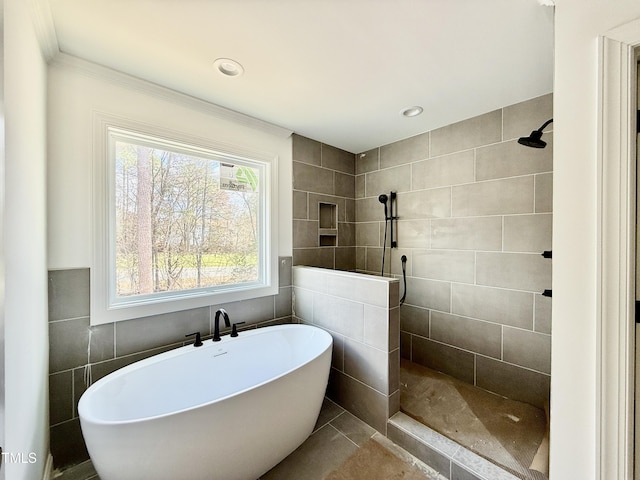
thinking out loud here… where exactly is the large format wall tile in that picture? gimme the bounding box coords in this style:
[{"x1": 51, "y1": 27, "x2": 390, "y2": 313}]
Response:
[
  {"x1": 430, "y1": 311, "x2": 502, "y2": 359},
  {"x1": 502, "y1": 93, "x2": 553, "y2": 142},
  {"x1": 412, "y1": 249, "x2": 475, "y2": 283},
  {"x1": 313, "y1": 294, "x2": 365, "y2": 341},
  {"x1": 399, "y1": 304, "x2": 430, "y2": 338},
  {"x1": 431, "y1": 216, "x2": 502, "y2": 251},
  {"x1": 412, "y1": 150, "x2": 474, "y2": 190},
  {"x1": 293, "y1": 248, "x2": 335, "y2": 269},
  {"x1": 430, "y1": 109, "x2": 502, "y2": 157},
  {"x1": 475, "y1": 356, "x2": 550, "y2": 409},
  {"x1": 365, "y1": 164, "x2": 412, "y2": 196},
  {"x1": 293, "y1": 135, "x2": 356, "y2": 270},
  {"x1": 535, "y1": 172, "x2": 553, "y2": 213},
  {"x1": 475, "y1": 138, "x2": 552, "y2": 181},
  {"x1": 115, "y1": 307, "x2": 210, "y2": 357},
  {"x1": 335, "y1": 171, "x2": 356, "y2": 198},
  {"x1": 293, "y1": 134, "x2": 321, "y2": 166},
  {"x1": 411, "y1": 336, "x2": 475, "y2": 384},
  {"x1": 476, "y1": 252, "x2": 551, "y2": 293},
  {"x1": 293, "y1": 161, "x2": 335, "y2": 195},
  {"x1": 344, "y1": 337, "x2": 390, "y2": 394},
  {"x1": 293, "y1": 266, "x2": 400, "y2": 433},
  {"x1": 503, "y1": 213, "x2": 552, "y2": 253},
  {"x1": 403, "y1": 277, "x2": 451, "y2": 312},
  {"x1": 293, "y1": 219, "x2": 319, "y2": 248},
  {"x1": 395, "y1": 188, "x2": 451, "y2": 220},
  {"x1": 49, "y1": 317, "x2": 91, "y2": 373},
  {"x1": 451, "y1": 283, "x2": 534, "y2": 329},
  {"x1": 356, "y1": 94, "x2": 553, "y2": 407},
  {"x1": 48, "y1": 269, "x2": 90, "y2": 322},
  {"x1": 396, "y1": 219, "x2": 430, "y2": 248},
  {"x1": 502, "y1": 327, "x2": 551, "y2": 374},
  {"x1": 322, "y1": 143, "x2": 355, "y2": 174},
  {"x1": 451, "y1": 176, "x2": 534, "y2": 217},
  {"x1": 357, "y1": 147, "x2": 380, "y2": 175},
  {"x1": 535, "y1": 294, "x2": 552, "y2": 334},
  {"x1": 380, "y1": 132, "x2": 429, "y2": 169}
]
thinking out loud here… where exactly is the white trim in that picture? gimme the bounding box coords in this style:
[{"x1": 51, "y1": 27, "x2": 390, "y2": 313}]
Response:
[
  {"x1": 50, "y1": 53, "x2": 293, "y2": 140},
  {"x1": 91, "y1": 113, "x2": 280, "y2": 325},
  {"x1": 41, "y1": 454, "x2": 53, "y2": 480},
  {"x1": 596, "y1": 20, "x2": 640, "y2": 480},
  {"x1": 28, "y1": 0, "x2": 59, "y2": 62}
]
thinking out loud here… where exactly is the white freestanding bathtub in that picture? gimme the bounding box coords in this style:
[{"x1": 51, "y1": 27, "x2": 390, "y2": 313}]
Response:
[{"x1": 78, "y1": 324, "x2": 332, "y2": 480}]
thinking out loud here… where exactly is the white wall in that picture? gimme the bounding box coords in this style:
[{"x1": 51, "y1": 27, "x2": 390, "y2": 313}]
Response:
[
  {"x1": 0, "y1": 5, "x2": 5, "y2": 480},
  {"x1": 552, "y1": 2, "x2": 640, "y2": 479},
  {"x1": 4, "y1": 0, "x2": 50, "y2": 478},
  {"x1": 47, "y1": 56, "x2": 293, "y2": 270}
]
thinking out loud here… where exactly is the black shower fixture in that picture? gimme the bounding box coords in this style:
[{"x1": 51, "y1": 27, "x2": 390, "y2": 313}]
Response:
[
  {"x1": 378, "y1": 194, "x2": 389, "y2": 220},
  {"x1": 518, "y1": 118, "x2": 553, "y2": 148},
  {"x1": 379, "y1": 192, "x2": 399, "y2": 277},
  {"x1": 380, "y1": 192, "x2": 398, "y2": 248}
]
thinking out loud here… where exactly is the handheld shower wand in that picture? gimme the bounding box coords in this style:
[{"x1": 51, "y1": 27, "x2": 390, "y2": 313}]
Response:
[
  {"x1": 400, "y1": 255, "x2": 407, "y2": 305},
  {"x1": 378, "y1": 194, "x2": 388, "y2": 219}
]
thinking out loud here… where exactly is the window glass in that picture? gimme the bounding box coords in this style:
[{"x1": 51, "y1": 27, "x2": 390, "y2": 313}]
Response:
[{"x1": 101, "y1": 127, "x2": 272, "y2": 314}]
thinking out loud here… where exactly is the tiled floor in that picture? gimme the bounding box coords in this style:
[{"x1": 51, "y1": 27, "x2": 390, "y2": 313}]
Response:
[
  {"x1": 53, "y1": 397, "x2": 442, "y2": 480},
  {"x1": 400, "y1": 360, "x2": 548, "y2": 480}
]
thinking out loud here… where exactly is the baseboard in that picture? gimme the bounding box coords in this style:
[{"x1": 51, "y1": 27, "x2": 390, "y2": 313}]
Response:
[{"x1": 42, "y1": 454, "x2": 53, "y2": 480}]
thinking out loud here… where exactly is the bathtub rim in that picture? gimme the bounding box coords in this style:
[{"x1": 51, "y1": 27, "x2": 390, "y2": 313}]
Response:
[{"x1": 78, "y1": 323, "x2": 332, "y2": 426}]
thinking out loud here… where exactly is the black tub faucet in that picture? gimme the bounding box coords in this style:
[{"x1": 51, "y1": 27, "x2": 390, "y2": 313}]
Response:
[{"x1": 213, "y1": 308, "x2": 231, "y2": 342}]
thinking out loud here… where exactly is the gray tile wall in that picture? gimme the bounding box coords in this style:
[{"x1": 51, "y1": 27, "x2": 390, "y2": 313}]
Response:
[
  {"x1": 356, "y1": 94, "x2": 553, "y2": 408},
  {"x1": 48, "y1": 258, "x2": 293, "y2": 470},
  {"x1": 292, "y1": 134, "x2": 357, "y2": 270},
  {"x1": 292, "y1": 266, "x2": 400, "y2": 433}
]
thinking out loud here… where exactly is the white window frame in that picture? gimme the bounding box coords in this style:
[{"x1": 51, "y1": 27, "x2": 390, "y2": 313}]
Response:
[{"x1": 91, "y1": 113, "x2": 279, "y2": 325}]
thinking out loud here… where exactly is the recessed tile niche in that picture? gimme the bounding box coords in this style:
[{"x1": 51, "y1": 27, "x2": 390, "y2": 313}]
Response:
[{"x1": 318, "y1": 202, "x2": 337, "y2": 246}]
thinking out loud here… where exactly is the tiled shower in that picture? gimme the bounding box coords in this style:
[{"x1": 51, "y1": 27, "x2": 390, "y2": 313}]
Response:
[{"x1": 293, "y1": 93, "x2": 552, "y2": 409}]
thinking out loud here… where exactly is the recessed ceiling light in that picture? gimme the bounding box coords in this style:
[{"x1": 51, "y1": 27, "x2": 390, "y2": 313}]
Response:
[
  {"x1": 213, "y1": 58, "x2": 244, "y2": 77},
  {"x1": 401, "y1": 106, "x2": 423, "y2": 117}
]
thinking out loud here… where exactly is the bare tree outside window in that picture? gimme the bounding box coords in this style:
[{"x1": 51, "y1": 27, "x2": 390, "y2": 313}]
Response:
[{"x1": 114, "y1": 138, "x2": 260, "y2": 298}]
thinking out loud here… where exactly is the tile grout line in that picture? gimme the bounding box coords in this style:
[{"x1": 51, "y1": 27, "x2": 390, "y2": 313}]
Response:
[{"x1": 327, "y1": 423, "x2": 362, "y2": 449}]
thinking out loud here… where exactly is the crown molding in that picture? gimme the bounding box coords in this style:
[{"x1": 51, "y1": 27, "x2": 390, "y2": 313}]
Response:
[
  {"x1": 49, "y1": 53, "x2": 293, "y2": 139},
  {"x1": 28, "y1": 0, "x2": 59, "y2": 61}
]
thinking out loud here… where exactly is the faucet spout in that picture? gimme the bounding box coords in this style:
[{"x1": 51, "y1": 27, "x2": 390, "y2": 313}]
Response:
[{"x1": 213, "y1": 308, "x2": 231, "y2": 342}]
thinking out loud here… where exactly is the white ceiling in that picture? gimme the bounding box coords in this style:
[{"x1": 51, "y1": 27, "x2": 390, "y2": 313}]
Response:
[{"x1": 46, "y1": 0, "x2": 554, "y2": 154}]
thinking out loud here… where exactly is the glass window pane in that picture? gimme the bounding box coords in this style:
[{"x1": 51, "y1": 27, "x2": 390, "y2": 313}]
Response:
[{"x1": 113, "y1": 136, "x2": 261, "y2": 299}]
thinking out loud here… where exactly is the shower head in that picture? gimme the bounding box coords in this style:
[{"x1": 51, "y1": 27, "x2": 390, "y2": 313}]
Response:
[
  {"x1": 378, "y1": 194, "x2": 388, "y2": 219},
  {"x1": 518, "y1": 130, "x2": 546, "y2": 148},
  {"x1": 518, "y1": 118, "x2": 553, "y2": 149}
]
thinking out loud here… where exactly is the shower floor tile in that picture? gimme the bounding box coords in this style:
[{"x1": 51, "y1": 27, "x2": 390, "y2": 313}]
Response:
[{"x1": 400, "y1": 359, "x2": 548, "y2": 480}]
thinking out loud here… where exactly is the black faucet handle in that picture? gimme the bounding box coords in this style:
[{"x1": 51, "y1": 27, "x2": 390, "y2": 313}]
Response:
[
  {"x1": 231, "y1": 322, "x2": 246, "y2": 337},
  {"x1": 185, "y1": 331, "x2": 203, "y2": 347}
]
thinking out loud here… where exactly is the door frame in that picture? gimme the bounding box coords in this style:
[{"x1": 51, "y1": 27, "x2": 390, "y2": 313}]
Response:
[
  {"x1": 596, "y1": 20, "x2": 639, "y2": 480},
  {"x1": 0, "y1": 20, "x2": 5, "y2": 480}
]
